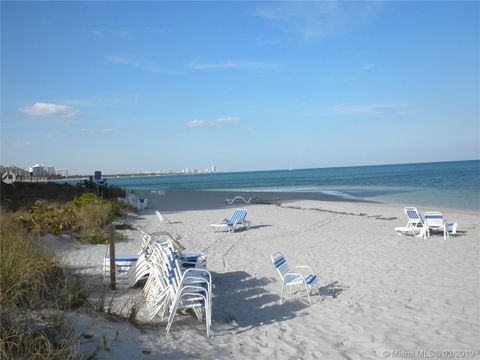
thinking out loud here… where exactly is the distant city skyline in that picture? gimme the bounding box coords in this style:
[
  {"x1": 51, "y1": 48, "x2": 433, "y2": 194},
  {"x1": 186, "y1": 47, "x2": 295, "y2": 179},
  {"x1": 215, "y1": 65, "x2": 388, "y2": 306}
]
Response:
[{"x1": 1, "y1": 2, "x2": 479, "y2": 174}]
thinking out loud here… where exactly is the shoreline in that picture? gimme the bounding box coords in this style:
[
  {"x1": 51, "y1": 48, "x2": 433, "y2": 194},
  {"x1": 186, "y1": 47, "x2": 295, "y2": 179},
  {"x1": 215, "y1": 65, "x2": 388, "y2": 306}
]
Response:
[{"x1": 134, "y1": 189, "x2": 480, "y2": 215}]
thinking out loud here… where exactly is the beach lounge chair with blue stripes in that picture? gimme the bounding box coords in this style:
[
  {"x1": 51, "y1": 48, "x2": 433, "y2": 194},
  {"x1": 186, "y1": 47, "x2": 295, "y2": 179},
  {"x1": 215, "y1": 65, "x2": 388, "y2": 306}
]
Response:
[
  {"x1": 210, "y1": 209, "x2": 251, "y2": 233},
  {"x1": 424, "y1": 211, "x2": 458, "y2": 239},
  {"x1": 394, "y1": 207, "x2": 427, "y2": 238},
  {"x1": 271, "y1": 251, "x2": 318, "y2": 305}
]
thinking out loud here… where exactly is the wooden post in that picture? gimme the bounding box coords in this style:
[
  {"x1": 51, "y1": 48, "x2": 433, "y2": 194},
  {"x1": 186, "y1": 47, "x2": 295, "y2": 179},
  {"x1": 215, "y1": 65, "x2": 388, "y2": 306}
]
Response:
[{"x1": 109, "y1": 223, "x2": 116, "y2": 290}]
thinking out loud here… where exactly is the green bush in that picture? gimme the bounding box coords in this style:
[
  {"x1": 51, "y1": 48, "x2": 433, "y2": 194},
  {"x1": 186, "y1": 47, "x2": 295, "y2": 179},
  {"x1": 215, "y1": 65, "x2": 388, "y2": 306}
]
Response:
[{"x1": 15, "y1": 192, "x2": 123, "y2": 244}]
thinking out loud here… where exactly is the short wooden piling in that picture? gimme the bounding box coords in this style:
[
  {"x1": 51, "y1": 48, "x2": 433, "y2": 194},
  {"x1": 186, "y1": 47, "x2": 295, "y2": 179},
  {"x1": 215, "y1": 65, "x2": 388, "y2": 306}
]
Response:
[{"x1": 109, "y1": 223, "x2": 116, "y2": 290}]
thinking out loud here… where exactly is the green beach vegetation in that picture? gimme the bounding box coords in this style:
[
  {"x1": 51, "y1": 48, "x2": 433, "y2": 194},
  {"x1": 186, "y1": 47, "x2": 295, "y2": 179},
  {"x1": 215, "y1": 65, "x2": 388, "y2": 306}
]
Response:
[{"x1": 1, "y1": 182, "x2": 128, "y2": 358}]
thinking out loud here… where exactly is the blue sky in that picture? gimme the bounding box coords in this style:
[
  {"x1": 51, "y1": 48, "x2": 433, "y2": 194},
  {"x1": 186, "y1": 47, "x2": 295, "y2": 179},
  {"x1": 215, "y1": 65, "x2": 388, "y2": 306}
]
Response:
[{"x1": 1, "y1": 1, "x2": 479, "y2": 174}]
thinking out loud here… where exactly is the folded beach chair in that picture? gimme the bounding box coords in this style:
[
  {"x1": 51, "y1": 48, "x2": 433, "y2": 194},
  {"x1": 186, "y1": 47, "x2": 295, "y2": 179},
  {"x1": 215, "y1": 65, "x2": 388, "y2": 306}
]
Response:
[
  {"x1": 226, "y1": 196, "x2": 254, "y2": 205},
  {"x1": 424, "y1": 211, "x2": 458, "y2": 239},
  {"x1": 394, "y1": 207, "x2": 427, "y2": 238},
  {"x1": 271, "y1": 252, "x2": 318, "y2": 305},
  {"x1": 210, "y1": 209, "x2": 251, "y2": 233},
  {"x1": 155, "y1": 210, "x2": 171, "y2": 224}
]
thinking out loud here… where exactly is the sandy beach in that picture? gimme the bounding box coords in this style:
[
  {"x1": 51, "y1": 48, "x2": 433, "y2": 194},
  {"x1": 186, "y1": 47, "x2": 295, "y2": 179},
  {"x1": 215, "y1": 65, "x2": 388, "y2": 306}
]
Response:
[{"x1": 46, "y1": 190, "x2": 480, "y2": 359}]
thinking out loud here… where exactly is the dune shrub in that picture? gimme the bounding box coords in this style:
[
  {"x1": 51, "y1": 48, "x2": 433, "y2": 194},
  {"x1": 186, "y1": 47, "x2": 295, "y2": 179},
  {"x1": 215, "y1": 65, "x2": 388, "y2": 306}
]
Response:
[{"x1": 0, "y1": 214, "x2": 89, "y2": 359}]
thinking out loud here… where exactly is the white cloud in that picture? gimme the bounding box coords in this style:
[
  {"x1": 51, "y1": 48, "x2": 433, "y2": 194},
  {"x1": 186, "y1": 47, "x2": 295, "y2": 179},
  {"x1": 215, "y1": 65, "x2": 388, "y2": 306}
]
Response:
[
  {"x1": 15, "y1": 140, "x2": 32, "y2": 146},
  {"x1": 186, "y1": 117, "x2": 240, "y2": 128},
  {"x1": 80, "y1": 128, "x2": 112, "y2": 135},
  {"x1": 214, "y1": 117, "x2": 240, "y2": 125},
  {"x1": 90, "y1": 29, "x2": 133, "y2": 39},
  {"x1": 255, "y1": 2, "x2": 381, "y2": 41},
  {"x1": 333, "y1": 103, "x2": 409, "y2": 115},
  {"x1": 188, "y1": 60, "x2": 279, "y2": 71},
  {"x1": 21, "y1": 102, "x2": 76, "y2": 117},
  {"x1": 106, "y1": 54, "x2": 134, "y2": 65},
  {"x1": 185, "y1": 119, "x2": 207, "y2": 128},
  {"x1": 106, "y1": 54, "x2": 180, "y2": 74}
]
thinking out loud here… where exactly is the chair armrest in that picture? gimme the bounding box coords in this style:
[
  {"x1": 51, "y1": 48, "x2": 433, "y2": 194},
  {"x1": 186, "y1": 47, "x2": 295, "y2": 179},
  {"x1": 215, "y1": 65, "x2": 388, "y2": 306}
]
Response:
[
  {"x1": 295, "y1": 265, "x2": 314, "y2": 274},
  {"x1": 284, "y1": 272, "x2": 303, "y2": 278}
]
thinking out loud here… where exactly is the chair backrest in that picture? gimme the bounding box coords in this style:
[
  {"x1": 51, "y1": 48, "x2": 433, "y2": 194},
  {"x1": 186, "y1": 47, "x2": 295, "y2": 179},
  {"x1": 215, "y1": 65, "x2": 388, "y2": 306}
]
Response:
[
  {"x1": 424, "y1": 212, "x2": 444, "y2": 227},
  {"x1": 271, "y1": 252, "x2": 291, "y2": 280},
  {"x1": 228, "y1": 209, "x2": 247, "y2": 224},
  {"x1": 404, "y1": 207, "x2": 424, "y2": 225}
]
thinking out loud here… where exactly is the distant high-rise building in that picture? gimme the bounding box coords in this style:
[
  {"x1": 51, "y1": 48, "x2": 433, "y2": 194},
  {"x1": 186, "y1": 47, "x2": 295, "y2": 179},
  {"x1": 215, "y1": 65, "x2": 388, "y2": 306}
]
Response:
[
  {"x1": 55, "y1": 169, "x2": 68, "y2": 177},
  {"x1": 30, "y1": 163, "x2": 53, "y2": 176}
]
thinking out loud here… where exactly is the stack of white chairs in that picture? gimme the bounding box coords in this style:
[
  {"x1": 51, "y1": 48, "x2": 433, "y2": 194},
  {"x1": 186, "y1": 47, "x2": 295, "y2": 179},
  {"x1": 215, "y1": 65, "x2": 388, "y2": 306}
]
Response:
[
  {"x1": 126, "y1": 228, "x2": 207, "y2": 287},
  {"x1": 142, "y1": 239, "x2": 212, "y2": 336}
]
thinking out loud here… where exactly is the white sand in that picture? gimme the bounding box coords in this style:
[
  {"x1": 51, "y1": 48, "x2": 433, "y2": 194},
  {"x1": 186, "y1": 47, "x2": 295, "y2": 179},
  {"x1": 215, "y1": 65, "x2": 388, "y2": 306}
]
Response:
[{"x1": 50, "y1": 191, "x2": 480, "y2": 359}]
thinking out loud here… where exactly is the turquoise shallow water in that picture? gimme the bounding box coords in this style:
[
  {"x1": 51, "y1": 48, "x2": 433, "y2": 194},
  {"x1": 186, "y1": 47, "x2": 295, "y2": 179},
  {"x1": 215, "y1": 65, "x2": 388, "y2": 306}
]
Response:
[{"x1": 61, "y1": 160, "x2": 480, "y2": 210}]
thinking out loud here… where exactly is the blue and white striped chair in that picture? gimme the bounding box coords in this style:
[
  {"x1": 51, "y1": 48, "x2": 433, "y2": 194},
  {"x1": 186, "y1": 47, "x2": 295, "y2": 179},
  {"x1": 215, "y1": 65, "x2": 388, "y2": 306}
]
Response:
[
  {"x1": 271, "y1": 252, "x2": 318, "y2": 305},
  {"x1": 394, "y1": 207, "x2": 427, "y2": 238},
  {"x1": 210, "y1": 209, "x2": 251, "y2": 233},
  {"x1": 424, "y1": 211, "x2": 458, "y2": 239}
]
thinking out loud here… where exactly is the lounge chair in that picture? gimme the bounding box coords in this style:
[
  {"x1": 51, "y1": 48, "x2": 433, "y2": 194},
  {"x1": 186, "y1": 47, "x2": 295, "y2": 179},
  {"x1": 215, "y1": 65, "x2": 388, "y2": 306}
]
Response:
[
  {"x1": 103, "y1": 254, "x2": 140, "y2": 277},
  {"x1": 271, "y1": 251, "x2": 318, "y2": 305},
  {"x1": 210, "y1": 209, "x2": 251, "y2": 233},
  {"x1": 424, "y1": 211, "x2": 458, "y2": 239},
  {"x1": 226, "y1": 196, "x2": 254, "y2": 205},
  {"x1": 394, "y1": 207, "x2": 427, "y2": 238}
]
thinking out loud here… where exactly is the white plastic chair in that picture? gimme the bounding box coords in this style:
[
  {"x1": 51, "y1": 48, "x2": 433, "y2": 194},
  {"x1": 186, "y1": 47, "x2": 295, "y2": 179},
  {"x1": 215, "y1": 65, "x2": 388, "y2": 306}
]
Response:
[
  {"x1": 271, "y1": 252, "x2": 318, "y2": 305},
  {"x1": 424, "y1": 211, "x2": 458, "y2": 239}
]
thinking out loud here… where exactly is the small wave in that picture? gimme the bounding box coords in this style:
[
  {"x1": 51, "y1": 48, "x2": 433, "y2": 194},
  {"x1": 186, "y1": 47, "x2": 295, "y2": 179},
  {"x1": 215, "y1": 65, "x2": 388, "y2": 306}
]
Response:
[{"x1": 318, "y1": 190, "x2": 359, "y2": 200}]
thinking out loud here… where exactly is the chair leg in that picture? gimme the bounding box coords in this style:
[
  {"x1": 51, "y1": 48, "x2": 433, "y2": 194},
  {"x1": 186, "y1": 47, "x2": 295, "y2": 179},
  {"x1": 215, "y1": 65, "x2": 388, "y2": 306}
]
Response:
[
  {"x1": 166, "y1": 293, "x2": 181, "y2": 333},
  {"x1": 304, "y1": 282, "x2": 312, "y2": 305},
  {"x1": 451, "y1": 223, "x2": 458, "y2": 235},
  {"x1": 280, "y1": 283, "x2": 285, "y2": 303}
]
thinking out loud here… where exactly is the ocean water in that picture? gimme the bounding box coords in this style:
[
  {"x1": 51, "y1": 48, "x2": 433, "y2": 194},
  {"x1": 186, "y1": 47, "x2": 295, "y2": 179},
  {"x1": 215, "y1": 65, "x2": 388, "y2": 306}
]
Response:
[{"x1": 64, "y1": 160, "x2": 480, "y2": 210}]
